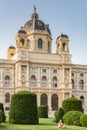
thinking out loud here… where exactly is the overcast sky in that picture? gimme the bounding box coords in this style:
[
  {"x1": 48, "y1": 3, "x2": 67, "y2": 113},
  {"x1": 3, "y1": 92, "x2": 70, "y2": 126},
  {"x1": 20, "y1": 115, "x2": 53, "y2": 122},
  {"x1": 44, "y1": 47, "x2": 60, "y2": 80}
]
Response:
[{"x1": 0, "y1": 0, "x2": 87, "y2": 64}]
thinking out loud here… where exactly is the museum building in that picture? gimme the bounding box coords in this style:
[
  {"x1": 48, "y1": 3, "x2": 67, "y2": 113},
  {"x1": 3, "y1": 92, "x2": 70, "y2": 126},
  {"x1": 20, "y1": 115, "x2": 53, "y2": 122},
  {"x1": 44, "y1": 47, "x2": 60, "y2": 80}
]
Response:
[{"x1": 0, "y1": 9, "x2": 87, "y2": 114}]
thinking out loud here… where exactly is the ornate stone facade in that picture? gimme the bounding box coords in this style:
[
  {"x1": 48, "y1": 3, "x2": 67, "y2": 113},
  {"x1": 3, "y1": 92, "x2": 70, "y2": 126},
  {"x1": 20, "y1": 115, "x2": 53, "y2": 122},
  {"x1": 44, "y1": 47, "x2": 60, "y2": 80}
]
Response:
[{"x1": 0, "y1": 10, "x2": 87, "y2": 115}]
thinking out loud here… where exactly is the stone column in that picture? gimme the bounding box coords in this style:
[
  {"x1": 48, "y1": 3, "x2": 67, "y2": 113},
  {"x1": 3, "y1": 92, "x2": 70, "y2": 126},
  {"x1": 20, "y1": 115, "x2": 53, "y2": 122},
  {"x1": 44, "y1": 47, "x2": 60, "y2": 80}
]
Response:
[
  {"x1": 26, "y1": 63, "x2": 29, "y2": 89},
  {"x1": 37, "y1": 67, "x2": 40, "y2": 87},
  {"x1": 48, "y1": 68, "x2": 51, "y2": 88},
  {"x1": 48, "y1": 93, "x2": 51, "y2": 110},
  {"x1": 36, "y1": 92, "x2": 40, "y2": 107}
]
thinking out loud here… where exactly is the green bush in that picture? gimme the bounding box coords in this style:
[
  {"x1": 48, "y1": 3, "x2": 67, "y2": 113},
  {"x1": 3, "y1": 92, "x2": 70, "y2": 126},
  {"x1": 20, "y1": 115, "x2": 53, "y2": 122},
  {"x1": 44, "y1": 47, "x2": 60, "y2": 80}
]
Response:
[
  {"x1": 0, "y1": 110, "x2": 3, "y2": 123},
  {"x1": 9, "y1": 91, "x2": 38, "y2": 124},
  {"x1": 54, "y1": 107, "x2": 64, "y2": 123},
  {"x1": 80, "y1": 114, "x2": 87, "y2": 127},
  {"x1": 0, "y1": 103, "x2": 6, "y2": 122},
  {"x1": 62, "y1": 97, "x2": 83, "y2": 113},
  {"x1": 0, "y1": 109, "x2": 5, "y2": 123},
  {"x1": 63, "y1": 111, "x2": 82, "y2": 126},
  {"x1": 38, "y1": 105, "x2": 48, "y2": 118},
  {"x1": 0, "y1": 116, "x2": 1, "y2": 123}
]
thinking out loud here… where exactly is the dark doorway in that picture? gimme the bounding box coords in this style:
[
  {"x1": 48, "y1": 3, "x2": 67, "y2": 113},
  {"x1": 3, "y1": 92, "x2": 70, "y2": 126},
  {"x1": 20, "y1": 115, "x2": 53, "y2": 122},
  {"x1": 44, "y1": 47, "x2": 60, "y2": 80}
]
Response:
[
  {"x1": 41, "y1": 93, "x2": 48, "y2": 106},
  {"x1": 51, "y1": 94, "x2": 58, "y2": 110}
]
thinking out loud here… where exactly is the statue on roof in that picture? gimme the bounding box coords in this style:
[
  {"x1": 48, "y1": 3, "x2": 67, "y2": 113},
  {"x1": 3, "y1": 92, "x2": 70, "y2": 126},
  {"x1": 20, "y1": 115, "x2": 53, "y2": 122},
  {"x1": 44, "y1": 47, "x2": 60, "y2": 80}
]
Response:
[{"x1": 34, "y1": 5, "x2": 36, "y2": 13}]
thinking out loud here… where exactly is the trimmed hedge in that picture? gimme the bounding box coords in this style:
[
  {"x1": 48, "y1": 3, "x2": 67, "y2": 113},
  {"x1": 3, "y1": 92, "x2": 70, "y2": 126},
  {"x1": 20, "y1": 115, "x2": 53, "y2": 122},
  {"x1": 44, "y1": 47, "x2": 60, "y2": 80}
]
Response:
[
  {"x1": 0, "y1": 110, "x2": 5, "y2": 123},
  {"x1": 38, "y1": 105, "x2": 48, "y2": 118},
  {"x1": 80, "y1": 114, "x2": 87, "y2": 127},
  {"x1": 63, "y1": 111, "x2": 82, "y2": 126},
  {"x1": 62, "y1": 97, "x2": 83, "y2": 113},
  {"x1": 54, "y1": 107, "x2": 64, "y2": 123},
  {"x1": 0, "y1": 103, "x2": 6, "y2": 122},
  {"x1": 9, "y1": 91, "x2": 38, "y2": 124},
  {"x1": 0, "y1": 110, "x2": 3, "y2": 123},
  {"x1": 0, "y1": 115, "x2": 1, "y2": 123}
]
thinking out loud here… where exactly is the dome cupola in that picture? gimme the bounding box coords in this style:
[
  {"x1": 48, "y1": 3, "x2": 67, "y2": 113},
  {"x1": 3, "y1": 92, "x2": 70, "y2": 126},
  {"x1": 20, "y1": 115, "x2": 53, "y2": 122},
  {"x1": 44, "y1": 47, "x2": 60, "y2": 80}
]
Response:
[
  {"x1": 15, "y1": 6, "x2": 52, "y2": 54},
  {"x1": 23, "y1": 6, "x2": 51, "y2": 35},
  {"x1": 7, "y1": 45, "x2": 15, "y2": 59},
  {"x1": 57, "y1": 33, "x2": 68, "y2": 40},
  {"x1": 31, "y1": 5, "x2": 39, "y2": 20},
  {"x1": 56, "y1": 33, "x2": 69, "y2": 54}
]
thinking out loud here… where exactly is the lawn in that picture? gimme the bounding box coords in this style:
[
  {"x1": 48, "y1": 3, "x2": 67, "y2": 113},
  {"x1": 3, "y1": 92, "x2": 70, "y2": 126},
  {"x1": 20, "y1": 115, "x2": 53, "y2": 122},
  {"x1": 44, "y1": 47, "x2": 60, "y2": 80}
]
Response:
[{"x1": 0, "y1": 118, "x2": 87, "y2": 130}]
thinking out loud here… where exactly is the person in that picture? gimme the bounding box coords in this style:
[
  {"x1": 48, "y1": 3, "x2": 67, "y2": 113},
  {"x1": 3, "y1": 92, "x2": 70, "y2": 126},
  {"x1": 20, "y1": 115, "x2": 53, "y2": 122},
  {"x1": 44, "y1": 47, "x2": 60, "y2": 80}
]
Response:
[{"x1": 58, "y1": 119, "x2": 64, "y2": 128}]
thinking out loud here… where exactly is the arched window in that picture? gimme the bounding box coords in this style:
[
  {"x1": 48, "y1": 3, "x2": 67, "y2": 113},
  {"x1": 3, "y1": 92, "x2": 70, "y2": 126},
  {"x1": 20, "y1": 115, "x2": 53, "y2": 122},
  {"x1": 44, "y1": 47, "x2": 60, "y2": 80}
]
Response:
[
  {"x1": 26, "y1": 39, "x2": 30, "y2": 48},
  {"x1": 79, "y1": 80, "x2": 84, "y2": 90},
  {"x1": 20, "y1": 39, "x2": 25, "y2": 47},
  {"x1": 40, "y1": 94, "x2": 48, "y2": 106},
  {"x1": 80, "y1": 96, "x2": 84, "y2": 105},
  {"x1": 62, "y1": 43, "x2": 66, "y2": 51},
  {"x1": 38, "y1": 39, "x2": 42, "y2": 49},
  {"x1": 52, "y1": 77, "x2": 57, "y2": 87},
  {"x1": 41, "y1": 76, "x2": 47, "y2": 87},
  {"x1": 4, "y1": 76, "x2": 11, "y2": 87},
  {"x1": 5, "y1": 93, "x2": 10, "y2": 103},
  {"x1": 30, "y1": 75, "x2": 36, "y2": 87},
  {"x1": 71, "y1": 79, "x2": 74, "y2": 89},
  {"x1": 51, "y1": 94, "x2": 58, "y2": 110}
]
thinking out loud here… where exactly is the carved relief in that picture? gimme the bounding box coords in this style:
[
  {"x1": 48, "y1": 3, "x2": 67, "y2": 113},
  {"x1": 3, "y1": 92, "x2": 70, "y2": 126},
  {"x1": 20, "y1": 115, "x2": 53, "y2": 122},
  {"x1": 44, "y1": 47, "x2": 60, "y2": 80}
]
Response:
[
  {"x1": 20, "y1": 52, "x2": 27, "y2": 59},
  {"x1": 21, "y1": 75, "x2": 25, "y2": 83},
  {"x1": 21, "y1": 65, "x2": 27, "y2": 73},
  {"x1": 3, "y1": 68, "x2": 13, "y2": 78}
]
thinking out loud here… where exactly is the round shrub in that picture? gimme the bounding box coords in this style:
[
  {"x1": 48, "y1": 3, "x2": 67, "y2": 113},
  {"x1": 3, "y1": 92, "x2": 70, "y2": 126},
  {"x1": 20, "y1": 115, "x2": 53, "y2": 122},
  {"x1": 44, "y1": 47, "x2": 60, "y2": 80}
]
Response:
[
  {"x1": 62, "y1": 97, "x2": 83, "y2": 113},
  {"x1": 63, "y1": 111, "x2": 82, "y2": 126},
  {"x1": 38, "y1": 105, "x2": 48, "y2": 118},
  {"x1": 0, "y1": 103, "x2": 6, "y2": 122},
  {"x1": 80, "y1": 114, "x2": 87, "y2": 127},
  {"x1": 9, "y1": 91, "x2": 38, "y2": 124},
  {"x1": 54, "y1": 107, "x2": 64, "y2": 123}
]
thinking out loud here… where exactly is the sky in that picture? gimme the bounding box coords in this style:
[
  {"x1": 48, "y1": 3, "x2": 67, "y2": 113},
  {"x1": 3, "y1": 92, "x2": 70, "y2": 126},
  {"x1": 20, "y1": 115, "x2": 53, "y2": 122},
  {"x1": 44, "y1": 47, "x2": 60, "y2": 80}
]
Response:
[{"x1": 0, "y1": 0, "x2": 87, "y2": 64}]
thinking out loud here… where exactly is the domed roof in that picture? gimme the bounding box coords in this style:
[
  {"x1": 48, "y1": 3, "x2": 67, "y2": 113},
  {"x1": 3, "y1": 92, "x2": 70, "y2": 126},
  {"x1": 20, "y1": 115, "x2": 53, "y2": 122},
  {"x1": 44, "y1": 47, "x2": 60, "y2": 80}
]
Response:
[
  {"x1": 23, "y1": 9, "x2": 51, "y2": 35},
  {"x1": 8, "y1": 46, "x2": 15, "y2": 49},
  {"x1": 57, "y1": 33, "x2": 68, "y2": 40},
  {"x1": 18, "y1": 29, "x2": 27, "y2": 34}
]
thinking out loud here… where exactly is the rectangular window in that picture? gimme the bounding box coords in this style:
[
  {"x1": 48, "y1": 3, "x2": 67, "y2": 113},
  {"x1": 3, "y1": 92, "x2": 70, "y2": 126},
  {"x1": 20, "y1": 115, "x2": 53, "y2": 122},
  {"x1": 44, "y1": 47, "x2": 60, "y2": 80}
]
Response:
[
  {"x1": 30, "y1": 67, "x2": 36, "y2": 73},
  {"x1": 42, "y1": 69, "x2": 46, "y2": 73},
  {"x1": 53, "y1": 70, "x2": 57, "y2": 73},
  {"x1": 72, "y1": 73, "x2": 74, "y2": 76},
  {"x1": 5, "y1": 107, "x2": 9, "y2": 110},
  {"x1": 80, "y1": 73, "x2": 84, "y2": 77}
]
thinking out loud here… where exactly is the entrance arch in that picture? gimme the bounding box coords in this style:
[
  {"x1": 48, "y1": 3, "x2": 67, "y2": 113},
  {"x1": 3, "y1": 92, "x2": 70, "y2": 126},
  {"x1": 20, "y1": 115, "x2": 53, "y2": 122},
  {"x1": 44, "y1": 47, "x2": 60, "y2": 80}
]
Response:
[{"x1": 51, "y1": 94, "x2": 58, "y2": 110}]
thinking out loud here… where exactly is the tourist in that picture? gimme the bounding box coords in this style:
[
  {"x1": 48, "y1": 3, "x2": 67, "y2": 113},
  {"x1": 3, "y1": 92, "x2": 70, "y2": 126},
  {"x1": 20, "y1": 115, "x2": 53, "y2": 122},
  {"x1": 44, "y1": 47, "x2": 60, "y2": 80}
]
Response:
[{"x1": 58, "y1": 119, "x2": 64, "y2": 128}]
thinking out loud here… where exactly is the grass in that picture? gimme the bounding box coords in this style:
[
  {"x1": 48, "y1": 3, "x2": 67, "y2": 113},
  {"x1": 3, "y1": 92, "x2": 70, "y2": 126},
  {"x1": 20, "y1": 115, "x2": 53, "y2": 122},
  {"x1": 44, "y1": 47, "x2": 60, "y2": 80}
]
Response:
[{"x1": 0, "y1": 118, "x2": 87, "y2": 130}]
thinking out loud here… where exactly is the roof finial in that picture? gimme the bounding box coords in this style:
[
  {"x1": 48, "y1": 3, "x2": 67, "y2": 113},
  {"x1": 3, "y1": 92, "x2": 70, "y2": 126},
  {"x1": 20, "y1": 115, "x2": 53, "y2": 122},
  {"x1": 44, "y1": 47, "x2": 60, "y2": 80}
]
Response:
[{"x1": 34, "y1": 5, "x2": 36, "y2": 13}]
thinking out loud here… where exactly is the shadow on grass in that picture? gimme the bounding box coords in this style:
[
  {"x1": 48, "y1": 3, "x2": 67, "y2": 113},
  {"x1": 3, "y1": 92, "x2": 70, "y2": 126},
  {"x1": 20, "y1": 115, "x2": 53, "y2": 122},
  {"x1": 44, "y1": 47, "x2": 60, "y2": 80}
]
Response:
[
  {"x1": 0, "y1": 125, "x2": 6, "y2": 127},
  {"x1": 0, "y1": 125, "x2": 7, "y2": 129},
  {"x1": 39, "y1": 123, "x2": 56, "y2": 126}
]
